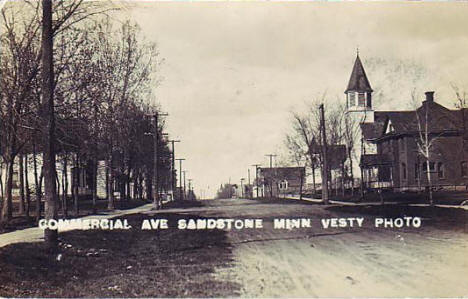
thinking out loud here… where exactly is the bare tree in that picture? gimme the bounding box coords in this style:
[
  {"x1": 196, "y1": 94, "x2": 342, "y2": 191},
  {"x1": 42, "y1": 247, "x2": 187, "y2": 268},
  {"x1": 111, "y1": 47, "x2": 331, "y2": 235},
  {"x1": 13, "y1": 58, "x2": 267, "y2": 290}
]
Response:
[
  {"x1": 342, "y1": 105, "x2": 360, "y2": 195},
  {"x1": 414, "y1": 92, "x2": 445, "y2": 207},
  {"x1": 286, "y1": 97, "x2": 348, "y2": 199}
]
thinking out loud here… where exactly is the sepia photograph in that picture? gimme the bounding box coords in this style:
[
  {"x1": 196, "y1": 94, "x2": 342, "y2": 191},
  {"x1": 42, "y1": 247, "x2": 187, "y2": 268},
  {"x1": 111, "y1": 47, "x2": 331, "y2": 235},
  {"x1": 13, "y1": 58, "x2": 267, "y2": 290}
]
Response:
[{"x1": 0, "y1": 0, "x2": 468, "y2": 297}]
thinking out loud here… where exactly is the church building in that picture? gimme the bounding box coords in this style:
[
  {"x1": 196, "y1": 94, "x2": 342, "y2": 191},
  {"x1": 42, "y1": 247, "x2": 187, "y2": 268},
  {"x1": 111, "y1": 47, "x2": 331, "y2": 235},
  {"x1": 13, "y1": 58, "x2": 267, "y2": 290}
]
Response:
[{"x1": 345, "y1": 53, "x2": 468, "y2": 191}]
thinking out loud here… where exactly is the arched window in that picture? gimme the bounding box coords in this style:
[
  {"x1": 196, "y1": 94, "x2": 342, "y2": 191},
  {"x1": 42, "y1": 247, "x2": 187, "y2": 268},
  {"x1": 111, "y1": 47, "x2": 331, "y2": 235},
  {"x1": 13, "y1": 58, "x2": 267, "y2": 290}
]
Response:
[{"x1": 278, "y1": 180, "x2": 288, "y2": 190}]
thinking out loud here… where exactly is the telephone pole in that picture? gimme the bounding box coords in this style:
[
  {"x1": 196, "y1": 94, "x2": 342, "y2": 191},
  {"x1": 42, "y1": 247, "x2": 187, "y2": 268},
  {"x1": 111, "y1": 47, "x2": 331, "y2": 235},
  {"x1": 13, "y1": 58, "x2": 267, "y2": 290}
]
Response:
[
  {"x1": 252, "y1": 164, "x2": 261, "y2": 198},
  {"x1": 240, "y1": 178, "x2": 245, "y2": 198},
  {"x1": 265, "y1": 154, "x2": 277, "y2": 198},
  {"x1": 188, "y1": 179, "x2": 193, "y2": 200},
  {"x1": 175, "y1": 158, "x2": 185, "y2": 201},
  {"x1": 169, "y1": 139, "x2": 180, "y2": 200},
  {"x1": 319, "y1": 104, "x2": 329, "y2": 204},
  {"x1": 153, "y1": 111, "x2": 168, "y2": 209},
  {"x1": 183, "y1": 170, "x2": 187, "y2": 200},
  {"x1": 41, "y1": 0, "x2": 58, "y2": 250},
  {"x1": 247, "y1": 169, "x2": 251, "y2": 198}
]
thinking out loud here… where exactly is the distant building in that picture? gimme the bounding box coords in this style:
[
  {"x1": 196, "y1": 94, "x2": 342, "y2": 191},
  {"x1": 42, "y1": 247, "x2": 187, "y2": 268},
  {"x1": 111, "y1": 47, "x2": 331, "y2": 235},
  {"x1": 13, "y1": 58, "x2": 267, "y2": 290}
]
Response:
[{"x1": 258, "y1": 167, "x2": 305, "y2": 197}]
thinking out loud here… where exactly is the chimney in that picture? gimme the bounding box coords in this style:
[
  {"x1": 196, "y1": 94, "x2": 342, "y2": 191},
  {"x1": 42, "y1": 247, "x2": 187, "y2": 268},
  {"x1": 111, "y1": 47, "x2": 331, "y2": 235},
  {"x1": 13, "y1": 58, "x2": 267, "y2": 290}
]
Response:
[{"x1": 424, "y1": 91, "x2": 434, "y2": 102}]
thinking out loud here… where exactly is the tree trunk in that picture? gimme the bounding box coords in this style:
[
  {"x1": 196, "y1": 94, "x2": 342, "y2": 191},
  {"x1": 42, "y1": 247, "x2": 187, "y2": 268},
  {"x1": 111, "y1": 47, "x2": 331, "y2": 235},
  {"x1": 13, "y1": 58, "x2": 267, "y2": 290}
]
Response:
[
  {"x1": 55, "y1": 167, "x2": 60, "y2": 207},
  {"x1": 0, "y1": 157, "x2": 15, "y2": 223},
  {"x1": 348, "y1": 148, "x2": 354, "y2": 196},
  {"x1": 426, "y1": 158, "x2": 434, "y2": 206},
  {"x1": 33, "y1": 142, "x2": 42, "y2": 223},
  {"x1": 107, "y1": 154, "x2": 115, "y2": 210},
  {"x1": 133, "y1": 169, "x2": 138, "y2": 200},
  {"x1": 19, "y1": 155, "x2": 25, "y2": 215},
  {"x1": 126, "y1": 166, "x2": 131, "y2": 201},
  {"x1": 312, "y1": 163, "x2": 316, "y2": 196},
  {"x1": 0, "y1": 160, "x2": 4, "y2": 204},
  {"x1": 146, "y1": 169, "x2": 153, "y2": 202},
  {"x1": 341, "y1": 163, "x2": 345, "y2": 197},
  {"x1": 138, "y1": 173, "x2": 144, "y2": 200},
  {"x1": 41, "y1": 0, "x2": 59, "y2": 251},
  {"x1": 73, "y1": 153, "x2": 79, "y2": 216},
  {"x1": 24, "y1": 154, "x2": 31, "y2": 219},
  {"x1": 92, "y1": 159, "x2": 98, "y2": 214},
  {"x1": 299, "y1": 168, "x2": 304, "y2": 200},
  {"x1": 62, "y1": 155, "x2": 68, "y2": 218}
]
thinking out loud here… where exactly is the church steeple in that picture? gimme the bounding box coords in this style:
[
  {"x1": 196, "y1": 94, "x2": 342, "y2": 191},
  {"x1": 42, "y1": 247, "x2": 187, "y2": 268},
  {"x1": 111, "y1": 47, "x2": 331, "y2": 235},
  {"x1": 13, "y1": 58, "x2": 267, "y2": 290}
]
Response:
[{"x1": 345, "y1": 53, "x2": 373, "y2": 111}]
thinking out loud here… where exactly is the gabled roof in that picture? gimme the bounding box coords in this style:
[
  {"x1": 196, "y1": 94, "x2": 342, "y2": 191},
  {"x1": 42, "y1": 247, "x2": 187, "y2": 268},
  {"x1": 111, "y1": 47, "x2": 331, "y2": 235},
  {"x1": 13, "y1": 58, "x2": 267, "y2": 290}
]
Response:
[
  {"x1": 259, "y1": 167, "x2": 305, "y2": 180},
  {"x1": 362, "y1": 100, "x2": 465, "y2": 142},
  {"x1": 345, "y1": 54, "x2": 373, "y2": 93}
]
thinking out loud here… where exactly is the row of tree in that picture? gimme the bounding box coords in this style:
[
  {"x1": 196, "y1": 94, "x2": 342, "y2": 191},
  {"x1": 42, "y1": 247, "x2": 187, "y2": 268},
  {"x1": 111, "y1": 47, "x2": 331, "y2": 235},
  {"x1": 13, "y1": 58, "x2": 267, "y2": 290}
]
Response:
[{"x1": 0, "y1": 1, "x2": 171, "y2": 225}]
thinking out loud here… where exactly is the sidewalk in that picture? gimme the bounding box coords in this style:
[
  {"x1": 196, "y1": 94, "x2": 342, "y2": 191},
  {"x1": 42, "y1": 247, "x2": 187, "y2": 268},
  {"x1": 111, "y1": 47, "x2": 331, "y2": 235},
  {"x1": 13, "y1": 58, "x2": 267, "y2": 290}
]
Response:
[
  {"x1": 286, "y1": 196, "x2": 468, "y2": 210},
  {"x1": 0, "y1": 203, "x2": 153, "y2": 248}
]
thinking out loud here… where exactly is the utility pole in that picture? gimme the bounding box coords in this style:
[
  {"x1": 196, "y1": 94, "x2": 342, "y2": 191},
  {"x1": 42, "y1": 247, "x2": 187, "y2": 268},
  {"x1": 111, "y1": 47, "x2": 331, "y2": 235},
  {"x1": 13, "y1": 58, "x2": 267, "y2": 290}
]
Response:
[
  {"x1": 153, "y1": 112, "x2": 168, "y2": 209},
  {"x1": 188, "y1": 179, "x2": 193, "y2": 200},
  {"x1": 319, "y1": 104, "x2": 329, "y2": 204},
  {"x1": 240, "y1": 178, "x2": 245, "y2": 198},
  {"x1": 169, "y1": 139, "x2": 180, "y2": 201},
  {"x1": 252, "y1": 164, "x2": 261, "y2": 198},
  {"x1": 160, "y1": 133, "x2": 169, "y2": 198},
  {"x1": 183, "y1": 170, "x2": 187, "y2": 201},
  {"x1": 265, "y1": 154, "x2": 277, "y2": 198},
  {"x1": 247, "y1": 169, "x2": 251, "y2": 198},
  {"x1": 41, "y1": 0, "x2": 58, "y2": 251},
  {"x1": 175, "y1": 158, "x2": 185, "y2": 201}
]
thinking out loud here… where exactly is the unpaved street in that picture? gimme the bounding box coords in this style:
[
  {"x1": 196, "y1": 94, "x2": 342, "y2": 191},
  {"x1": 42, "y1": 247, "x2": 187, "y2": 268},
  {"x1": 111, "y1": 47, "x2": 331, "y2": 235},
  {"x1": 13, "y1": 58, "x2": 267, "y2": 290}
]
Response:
[{"x1": 150, "y1": 198, "x2": 468, "y2": 297}]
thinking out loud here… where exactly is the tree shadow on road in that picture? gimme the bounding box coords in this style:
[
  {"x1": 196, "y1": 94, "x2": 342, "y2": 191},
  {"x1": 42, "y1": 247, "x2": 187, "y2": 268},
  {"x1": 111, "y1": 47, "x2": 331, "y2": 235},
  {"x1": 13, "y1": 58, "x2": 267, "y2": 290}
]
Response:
[{"x1": 0, "y1": 212, "x2": 240, "y2": 298}]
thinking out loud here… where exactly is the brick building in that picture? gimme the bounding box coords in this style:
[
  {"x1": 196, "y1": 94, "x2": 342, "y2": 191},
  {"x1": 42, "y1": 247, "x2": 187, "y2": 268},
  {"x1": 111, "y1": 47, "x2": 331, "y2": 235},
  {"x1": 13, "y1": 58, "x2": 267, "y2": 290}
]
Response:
[{"x1": 345, "y1": 54, "x2": 468, "y2": 191}]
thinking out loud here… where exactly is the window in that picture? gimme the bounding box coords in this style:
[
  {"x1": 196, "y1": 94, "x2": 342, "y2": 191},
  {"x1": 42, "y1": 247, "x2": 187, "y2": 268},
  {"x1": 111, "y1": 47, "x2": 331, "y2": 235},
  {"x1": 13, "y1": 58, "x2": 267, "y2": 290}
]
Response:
[
  {"x1": 461, "y1": 161, "x2": 468, "y2": 177},
  {"x1": 402, "y1": 163, "x2": 407, "y2": 180},
  {"x1": 437, "y1": 162, "x2": 444, "y2": 179},
  {"x1": 366, "y1": 92, "x2": 372, "y2": 108},
  {"x1": 278, "y1": 180, "x2": 288, "y2": 190},
  {"x1": 358, "y1": 92, "x2": 366, "y2": 107},
  {"x1": 423, "y1": 161, "x2": 435, "y2": 172},
  {"x1": 415, "y1": 163, "x2": 420, "y2": 179},
  {"x1": 385, "y1": 120, "x2": 395, "y2": 134},
  {"x1": 348, "y1": 92, "x2": 356, "y2": 107}
]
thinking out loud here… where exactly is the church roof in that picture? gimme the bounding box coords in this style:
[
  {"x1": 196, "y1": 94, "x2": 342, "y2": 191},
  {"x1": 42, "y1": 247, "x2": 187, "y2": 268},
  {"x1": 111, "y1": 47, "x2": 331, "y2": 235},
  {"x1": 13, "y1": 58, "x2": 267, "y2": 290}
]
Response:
[
  {"x1": 361, "y1": 100, "x2": 466, "y2": 141},
  {"x1": 345, "y1": 54, "x2": 373, "y2": 93}
]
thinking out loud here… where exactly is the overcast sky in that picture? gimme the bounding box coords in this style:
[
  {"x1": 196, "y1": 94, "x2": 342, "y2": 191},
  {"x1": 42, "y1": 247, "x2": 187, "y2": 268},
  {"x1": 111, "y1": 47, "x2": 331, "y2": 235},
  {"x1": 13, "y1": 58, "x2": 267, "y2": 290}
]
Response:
[{"x1": 123, "y1": 1, "x2": 468, "y2": 197}]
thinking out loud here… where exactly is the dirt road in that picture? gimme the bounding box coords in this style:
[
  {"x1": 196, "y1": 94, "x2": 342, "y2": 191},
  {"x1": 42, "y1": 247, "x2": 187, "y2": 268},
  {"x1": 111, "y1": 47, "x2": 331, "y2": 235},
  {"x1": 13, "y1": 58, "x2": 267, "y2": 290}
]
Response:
[{"x1": 151, "y1": 198, "x2": 468, "y2": 297}]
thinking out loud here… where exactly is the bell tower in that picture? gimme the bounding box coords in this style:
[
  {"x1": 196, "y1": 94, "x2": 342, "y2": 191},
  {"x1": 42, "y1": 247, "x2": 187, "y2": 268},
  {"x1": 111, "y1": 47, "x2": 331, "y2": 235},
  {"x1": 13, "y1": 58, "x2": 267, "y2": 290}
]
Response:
[{"x1": 345, "y1": 52, "x2": 374, "y2": 123}]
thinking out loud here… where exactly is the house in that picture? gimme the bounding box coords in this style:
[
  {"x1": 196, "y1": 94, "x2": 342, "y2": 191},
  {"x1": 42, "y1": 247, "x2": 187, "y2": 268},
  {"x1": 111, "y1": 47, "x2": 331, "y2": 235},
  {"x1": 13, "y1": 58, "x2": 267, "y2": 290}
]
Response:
[
  {"x1": 346, "y1": 53, "x2": 468, "y2": 191},
  {"x1": 258, "y1": 167, "x2": 305, "y2": 197}
]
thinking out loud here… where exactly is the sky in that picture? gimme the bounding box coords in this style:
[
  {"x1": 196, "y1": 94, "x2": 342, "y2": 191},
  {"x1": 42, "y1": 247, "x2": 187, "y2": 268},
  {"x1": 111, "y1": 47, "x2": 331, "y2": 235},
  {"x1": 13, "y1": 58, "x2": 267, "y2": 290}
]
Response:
[{"x1": 120, "y1": 1, "x2": 468, "y2": 198}]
